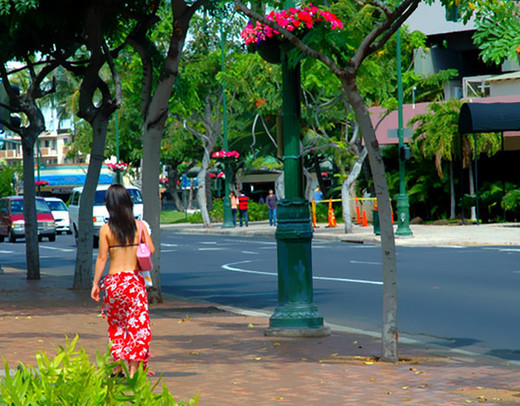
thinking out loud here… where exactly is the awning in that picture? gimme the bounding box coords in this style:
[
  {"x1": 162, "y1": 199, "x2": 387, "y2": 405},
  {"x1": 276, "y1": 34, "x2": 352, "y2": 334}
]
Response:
[
  {"x1": 459, "y1": 102, "x2": 520, "y2": 133},
  {"x1": 36, "y1": 173, "x2": 113, "y2": 186}
]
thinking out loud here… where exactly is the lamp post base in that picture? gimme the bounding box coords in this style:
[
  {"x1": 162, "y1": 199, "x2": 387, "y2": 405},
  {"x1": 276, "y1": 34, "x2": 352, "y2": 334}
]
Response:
[
  {"x1": 266, "y1": 199, "x2": 329, "y2": 337},
  {"x1": 266, "y1": 303, "x2": 330, "y2": 337},
  {"x1": 395, "y1": 193, "x2": 413, "y2": 237}
]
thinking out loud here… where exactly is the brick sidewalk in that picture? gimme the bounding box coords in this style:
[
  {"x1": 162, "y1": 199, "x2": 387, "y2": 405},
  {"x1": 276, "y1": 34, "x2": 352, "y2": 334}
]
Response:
[{"x1": 2, "y1": 268, "x2": 520, "y2": 405}]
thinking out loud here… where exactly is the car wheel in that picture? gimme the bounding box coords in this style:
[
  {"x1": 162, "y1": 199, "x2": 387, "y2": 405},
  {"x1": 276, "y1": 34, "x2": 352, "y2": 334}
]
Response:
[
  {"x1": 74, "y1": 227, "x2": 78, "y2": 246},
  {"x1": 49, "y1": 234, "x2": 56, "y2": 242},
  {"x1": 67, "y1": 230, "x2": 73, "y2": 235},
  {"x1": 8, "y1": 229, "x2": 16, "y2": 243},
  {"x1": 93, "y1": 235, "x2": 99, "y2": 248},
  {"x1": 38, "y1": 235, "x2": 43, "y2": 242},
  {"x1": 0, "y1": 235, "x2": 4, "y2": 243}
]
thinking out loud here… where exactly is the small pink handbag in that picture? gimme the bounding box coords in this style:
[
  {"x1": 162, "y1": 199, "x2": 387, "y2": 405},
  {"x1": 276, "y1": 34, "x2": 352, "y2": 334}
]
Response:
[{"x1": 137, "y1": 220, "x2": 153, "y2": 272}]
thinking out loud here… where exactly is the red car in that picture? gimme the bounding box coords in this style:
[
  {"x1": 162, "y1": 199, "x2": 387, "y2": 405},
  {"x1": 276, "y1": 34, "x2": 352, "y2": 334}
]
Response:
[{"x1": 0, "y1": 196, "x2": 56, "y2": 242}]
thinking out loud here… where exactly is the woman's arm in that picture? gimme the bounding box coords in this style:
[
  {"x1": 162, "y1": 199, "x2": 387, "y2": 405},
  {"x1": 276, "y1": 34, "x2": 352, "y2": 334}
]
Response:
[
  {"x1": 91, "y1": 224, "x2": 109, "y2": 302},
  {"x1": 141, "y1": 221, "x2": 155, "y2": 255}
]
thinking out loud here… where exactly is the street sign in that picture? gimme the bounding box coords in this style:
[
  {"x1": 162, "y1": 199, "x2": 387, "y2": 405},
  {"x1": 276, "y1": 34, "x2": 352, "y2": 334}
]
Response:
[{"x1": 387, "y1": 128, "x2": 413, "y2": 139}]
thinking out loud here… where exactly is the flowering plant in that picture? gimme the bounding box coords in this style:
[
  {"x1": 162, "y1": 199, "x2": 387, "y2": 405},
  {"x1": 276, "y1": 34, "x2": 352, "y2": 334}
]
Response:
[
  {"x1": 240, "y1": 4, "x2": 343, "y2": 48},
  {"x1": 159, "y1": 177, "x2": 169, "y2": 184},
  {"x1": 211, "y1": 150, "x2": 240, "y2": 159},
  {"x1": 107, "y1": 162, "x2": 129, "y2": 172},
  {"x1": 209, "y1": 172, "x2": 225, "y2": 179}
]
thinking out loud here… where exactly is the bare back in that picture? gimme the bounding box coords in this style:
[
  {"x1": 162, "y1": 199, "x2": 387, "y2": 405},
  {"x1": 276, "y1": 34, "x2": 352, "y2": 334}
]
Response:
[{"x1": 97, "y1": 220, "x2": 155, "y2": 275}]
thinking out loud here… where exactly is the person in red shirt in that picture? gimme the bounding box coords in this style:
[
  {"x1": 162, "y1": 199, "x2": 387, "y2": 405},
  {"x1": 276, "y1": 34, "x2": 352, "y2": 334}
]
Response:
[{"x1": 238, "y1": 192, "x2": 249, "y2": 227}]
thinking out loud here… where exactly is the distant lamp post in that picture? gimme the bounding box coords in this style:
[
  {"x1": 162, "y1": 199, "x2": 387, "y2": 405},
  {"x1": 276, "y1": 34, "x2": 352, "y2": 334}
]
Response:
[
  {"x1": 395, "y1": 28, "x2": 413, "y2": 237},
  {"x1": 115, "y1": 110, "x2": 121, "y2": 184},
  {"x1": 220, "y1": 22, "x2": 235, "y2": 229}
]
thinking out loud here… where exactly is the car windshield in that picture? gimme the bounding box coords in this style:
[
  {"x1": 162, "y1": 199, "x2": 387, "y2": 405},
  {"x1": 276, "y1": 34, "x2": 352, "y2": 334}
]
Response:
[
  {"x1": 93, "y1": 189, "x2": 143, "y2": 206},
  {"x1": 46, "y1": 200, "x2": 68, "y2": 211},
  {"x1": 10, "y1": 200, "x2": 23, "y2": 214},
  {"x1": 36, "y1": 199, "x2": 52, "y2": 214},
  {"x1": 11, "y1": 199, "x2": 51, "y2": 214}
]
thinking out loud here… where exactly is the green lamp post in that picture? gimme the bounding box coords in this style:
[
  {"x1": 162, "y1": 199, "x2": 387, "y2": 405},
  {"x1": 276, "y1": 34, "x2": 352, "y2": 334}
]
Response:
[
  {"x1": 395, "y1": 28, "x2": 412, "y2": 237},
  {"x1": 262, "y1": 42, "x2": 329, "y2": 338},
  {"x1": 220, "y1": 22, "x2": 235, "y2": 229}
]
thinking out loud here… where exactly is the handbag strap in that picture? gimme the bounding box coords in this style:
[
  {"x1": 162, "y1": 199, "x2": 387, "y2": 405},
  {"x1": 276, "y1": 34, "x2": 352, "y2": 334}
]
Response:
[{"x1": 138, "y1": 220, "x2": 144, "y2": 243}]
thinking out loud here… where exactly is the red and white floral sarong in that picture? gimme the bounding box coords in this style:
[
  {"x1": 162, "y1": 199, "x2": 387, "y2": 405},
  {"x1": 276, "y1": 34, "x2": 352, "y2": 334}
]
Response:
[{"x1": 102, "y1": 270, "x2": 151, "y2": 366}]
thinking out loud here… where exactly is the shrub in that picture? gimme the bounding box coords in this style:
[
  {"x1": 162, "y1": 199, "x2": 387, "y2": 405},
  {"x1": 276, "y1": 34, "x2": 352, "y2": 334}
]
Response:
[
  {"x1": 189, "y1": 199, "x2": 268, "y2": 223},
  {"x1": 0, "y1": 336, "x2": 198, "y2": 405},
  {"x1": 502, "y1": 189, "x2": 520, "y2": 215}
]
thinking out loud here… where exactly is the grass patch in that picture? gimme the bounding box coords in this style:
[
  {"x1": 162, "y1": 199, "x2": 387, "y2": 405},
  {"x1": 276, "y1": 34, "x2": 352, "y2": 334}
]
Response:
[{"x1": 160, "y1": 210, "x2": 191, "y2": 224}]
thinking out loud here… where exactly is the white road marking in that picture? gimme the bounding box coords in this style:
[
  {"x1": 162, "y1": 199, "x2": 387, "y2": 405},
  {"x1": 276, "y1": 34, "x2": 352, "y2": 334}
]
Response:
[
  {"x1": 222, "y1": 261, "x2": 382, "y2": 286},
  {"x1": 241, "y1": 251, "x2": 258, "y2": 255},
  {"x1": 0, "y1": 250, "x2": 14, "y2": 254},
  {"x1": 350, "y1": 260, "x2": 381, "y2": 266},
  {"x1": 39, "y1": 245, "x2": 75, "y2": 252},
  {"x1": 161, "y1": 243, "x2": 178, "y2": 247},
  {"x1": 201, "y1": 241, "x2": 218, "y2": 244},
  {"x1": 198, "y1": 247, "x2": 223, "y2": 251}
]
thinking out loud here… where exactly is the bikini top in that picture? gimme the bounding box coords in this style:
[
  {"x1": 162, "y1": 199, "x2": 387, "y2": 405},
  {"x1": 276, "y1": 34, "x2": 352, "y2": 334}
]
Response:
[{"x1": 108, "y1": 243, "x2": 138, "y2": 249}]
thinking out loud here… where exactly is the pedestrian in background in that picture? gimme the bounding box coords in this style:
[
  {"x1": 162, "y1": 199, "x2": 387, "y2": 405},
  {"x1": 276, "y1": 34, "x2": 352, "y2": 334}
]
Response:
[
  {"x1": 265, "y1": 189, "x2": 278, "y2": 226},
  {"x1": 313, "y1": 188, "x2": 323, "y2": 203},
  {"x1": 238, "y1": 191, "x2": 249, "y2": 227},
  {"x1": 230, "y1": 191, "x2": 238, "y2": 226},
  {"x1": 91, "y1": 184, "x2": 155, "y2": 379}
]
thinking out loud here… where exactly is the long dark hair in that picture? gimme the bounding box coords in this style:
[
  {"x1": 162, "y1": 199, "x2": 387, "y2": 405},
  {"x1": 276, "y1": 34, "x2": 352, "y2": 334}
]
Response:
[{"x1": 105, "y1": 184, "x2": 137, "y2": 245}]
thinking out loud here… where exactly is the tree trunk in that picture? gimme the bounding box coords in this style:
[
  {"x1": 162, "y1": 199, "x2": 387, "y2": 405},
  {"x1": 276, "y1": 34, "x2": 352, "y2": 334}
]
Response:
[
  {"x1": 342, "y1": 147, "x2": 367, "y2": 234},
  {"x1": 22, "y1": 133, "x2": 40, "y2": 280},
  {"x1": 275, "y1": 172, "x2": 284, "y2": 199},
  {"x1": 197, "y1": 152, "x2": 212, "y2": 227},
  {"x1": 168, "y1": 166, "x2": 185, "y2": 212},
  {"x1": 142, "y1": 122, "x2": 164, "y2": 303},
  {"x1": 73, "y1": 116, "x2": 108, "y2": 290},
  {"x1": 342, "y1": 78, "x2": 398, "y2": 362},
  {"x1": 303, "y1": 167, "x2": 313, "y2": 200}
]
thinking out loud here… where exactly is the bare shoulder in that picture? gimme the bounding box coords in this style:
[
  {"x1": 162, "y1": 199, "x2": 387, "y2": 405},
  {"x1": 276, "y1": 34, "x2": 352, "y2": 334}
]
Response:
[{"x1": 99, "y1": 223, "x2": 111, "y2": 238}]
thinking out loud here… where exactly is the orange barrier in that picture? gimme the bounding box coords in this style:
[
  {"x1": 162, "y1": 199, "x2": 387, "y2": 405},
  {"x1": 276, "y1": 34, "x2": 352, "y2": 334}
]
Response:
[
  {"x1": 361, "y1": 209, "x2": 368, "y2": 227},
  {"x1": 327, "y1": 198, "x2": 337, "y2": 227}
]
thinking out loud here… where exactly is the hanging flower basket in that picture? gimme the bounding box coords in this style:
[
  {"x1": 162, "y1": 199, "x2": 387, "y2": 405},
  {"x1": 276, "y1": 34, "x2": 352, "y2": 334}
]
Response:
[
  {"x1": 159, "y1": 177, "x2": 169, "y2": 185},
  {"x1": 240, "y1": 4, "x2": 343, "y2": 64},
  {"x1": 107, "y1": 162, "x2": 129, "y2": 173},
  {"x1": 209, "y1": 172, "x2": 225, "y2": 179},
  {"x1": 211, "y1": 150, "x2": 240, "y2": 160}
]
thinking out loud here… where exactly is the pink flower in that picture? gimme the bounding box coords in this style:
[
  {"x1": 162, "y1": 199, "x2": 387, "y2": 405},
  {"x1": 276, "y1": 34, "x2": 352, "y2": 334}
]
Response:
[
  {"x1": 211, "y1": 150, "x2": 240, "y2": 160},
  {"x1": 240, "y1": 4, "x2": 343, "y2": 49}
]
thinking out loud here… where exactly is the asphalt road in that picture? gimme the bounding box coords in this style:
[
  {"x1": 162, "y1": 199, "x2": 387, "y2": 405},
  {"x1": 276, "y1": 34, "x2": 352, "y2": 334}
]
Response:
[{"x1": 2, "y1": 231, "x2": 520, "y2": 363}]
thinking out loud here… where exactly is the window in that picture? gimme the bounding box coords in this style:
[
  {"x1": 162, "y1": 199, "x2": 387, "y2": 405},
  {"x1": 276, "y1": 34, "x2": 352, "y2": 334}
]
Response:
[{"x1": 71, "y1": 192, "x2": 80, "y2": 206}]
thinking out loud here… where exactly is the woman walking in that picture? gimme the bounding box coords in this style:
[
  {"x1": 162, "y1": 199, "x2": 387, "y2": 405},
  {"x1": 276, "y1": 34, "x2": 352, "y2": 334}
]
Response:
[
  {"x1": 230, "y1": 191, "x2": 238, "y2": 226},
  {"x1": 91, "y1": 184, "x2": 155, "y2": 378}
]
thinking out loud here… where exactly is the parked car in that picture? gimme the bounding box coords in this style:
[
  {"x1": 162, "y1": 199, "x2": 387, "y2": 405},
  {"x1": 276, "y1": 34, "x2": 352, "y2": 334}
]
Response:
[
  {"x1": 0, "y1": 196, "x2": 56, "y2": 242},
  {"x1": 68, "y1": 184, "x2": 144, "y2": 247},
  {"x1": 44, "y1": 197, "x2": 72, "y2": 235}
]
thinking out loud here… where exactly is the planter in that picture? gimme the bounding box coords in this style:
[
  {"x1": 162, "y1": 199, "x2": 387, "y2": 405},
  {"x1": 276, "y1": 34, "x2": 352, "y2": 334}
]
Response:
[{"x1": 257, "y1": 39, "x2": 282, "y2": 64}]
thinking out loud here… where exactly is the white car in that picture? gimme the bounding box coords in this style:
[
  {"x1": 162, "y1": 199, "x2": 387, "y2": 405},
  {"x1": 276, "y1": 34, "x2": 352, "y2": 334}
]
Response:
[
  {"x1": 68, "y1": 184, "x2": 144, "y2": 247},
  {"x1": 44, "y1": 197, "x2": 72, "y2": 235}
]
